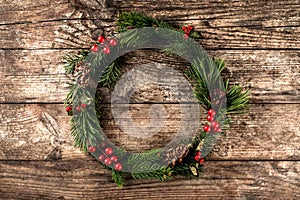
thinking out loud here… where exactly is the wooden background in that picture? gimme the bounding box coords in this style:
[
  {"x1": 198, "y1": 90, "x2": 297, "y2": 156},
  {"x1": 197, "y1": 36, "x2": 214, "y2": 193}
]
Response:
[{"x1": 0, "y1": 0, "x2": 299, "y2": 199}]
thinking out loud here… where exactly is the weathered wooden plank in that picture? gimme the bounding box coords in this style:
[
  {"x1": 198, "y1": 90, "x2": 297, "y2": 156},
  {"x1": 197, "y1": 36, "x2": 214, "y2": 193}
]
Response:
[
  {"x1": 0, "y1": 0, "x2": 74, "y2": 25},
  {"x1": 3, "y1": 0, "x2": 300, "y2": 28},
  {"x1": 0, "y1": 49, "x2": 299, "y2": 103},
  {"x1": 0, "y1": 0, "x2": 299, "y2": 49},
  {"x1": 0, "y1": 160, "x2": 299, "y2": 199},
  {"x1": 0, "y1": 103, "x2": 299, "y2": 160},
  {"x1": 0, "y1": 0, "x2": 114, "y2": 25}
]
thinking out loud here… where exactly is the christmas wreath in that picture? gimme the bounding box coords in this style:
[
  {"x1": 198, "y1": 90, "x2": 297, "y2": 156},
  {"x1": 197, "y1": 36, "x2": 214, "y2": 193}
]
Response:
[{"x1": 63, "y1": 12, "x2": 249, "y2": 187}]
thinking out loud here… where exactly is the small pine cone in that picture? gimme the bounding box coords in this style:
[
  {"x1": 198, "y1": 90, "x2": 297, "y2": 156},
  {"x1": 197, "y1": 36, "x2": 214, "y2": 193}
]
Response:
[
  {"x1": 210, "y1": 88, "x2": 226, "y2": 107},
  {"x1": 74, "y1": 64, "x2": 91, "y2": 87},
  {"x1": 164, "y1": 144, "x2": 189, "y2": 167}
]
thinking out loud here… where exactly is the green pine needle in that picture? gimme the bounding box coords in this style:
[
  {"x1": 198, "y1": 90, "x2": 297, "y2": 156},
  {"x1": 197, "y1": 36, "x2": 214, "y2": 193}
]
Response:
[{"x1": 62, "y1": 51, "x2": 88, "y2": 74}]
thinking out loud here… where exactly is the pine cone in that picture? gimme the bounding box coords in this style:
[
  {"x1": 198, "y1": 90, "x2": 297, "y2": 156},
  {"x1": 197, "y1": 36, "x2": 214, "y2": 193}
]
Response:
[
  {"x1": 210, "y1": 88, "x2": 226, "y2": 107},
  {"x1": 74, "y1": 64, "x2": 91, "y2": 87},
  {"x1": 164, "y1": 144, "x2": 189, "y2": 167}
]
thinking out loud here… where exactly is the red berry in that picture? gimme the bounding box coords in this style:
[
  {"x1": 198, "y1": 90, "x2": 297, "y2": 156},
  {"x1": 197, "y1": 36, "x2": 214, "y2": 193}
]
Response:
[
  {"x1": 81, "y1": 103, "x2": 87, "y2": 108},
  {"x1": 105, "y1": 147, "x2": 113, "y2": 155},
  {"x1": 208, "y1": 109, "x2": 216, "y2": 116},
  {"x1": 88, "y1": 146, "x2": 96, "y2": 153},
  {"x1": 196, "y1": 151, "x2": 201, "y2": 156},
  {"x1": 214, "y1": 127, "x2": 222, "y2": 133},
  {"x1": 110, "y1": 156, "x2": 118, "y2": 162},
  {"x1": 182, "y1": 26, "x2": 187, "y2": 31},
  {"x1": 199, "y1": 158, "x2": 205, "y2": 164},
  {"x1": 104, "y1": 157, "x2": 112, "y2": 165},
  {"x1": 90, "y1": 44, "x2": 99, "y2": 52},
  {"x1": 114, "y1": 163, "x2": 122, "y2": 171},
  {"x1": 194, "y1": 154, "x2": 201, "y2": 162},
  {"x1": 211, "y1": 121, "x2": 220, "y2": 129},
  {"x1": 203, "y1": 124, "x2": 211, "y2": 132},
  {"x1": 97, "y1": 35, "x2": 105, "y2": 43},
  {"x1": 109, "y1": 38, "x2": 117, "y2": 46},
  {"x1": 76, "y1": 106, "x2": 81, "y2": 112},
  {"x1": 184, "y1": 29, "x2": 191, "y2": 35},
  {"x1": 187, "y1": 25, "x2": 194, "y2": 31},
  {"x1": 66, "y1": 106, "x2": 72, "y2": 112},
  {"x1": 102, "y1": 46, "x2": 110, "y2": 54},
  {"x1": 98, "y1": 154, "x2": 105, "y2": 161},
  {"x1": 183, "y1": 34, "x2": 189, "y2": 39},
  {"x1": 207, "y1": 115, "x2": 214, "y2": 122}
]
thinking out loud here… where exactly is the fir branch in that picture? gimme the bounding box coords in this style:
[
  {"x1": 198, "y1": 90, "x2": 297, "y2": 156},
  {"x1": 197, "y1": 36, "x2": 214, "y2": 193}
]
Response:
[
  {"x1": 99, "y1": 59, "x2": 121, "y2": 88},
  {"x1": 115, "y1": 12, "x2": 173, "y2": 32},
  {"x1": 63, "y1": 51, "x2": 88, "y2": 74},
  {"x1": 116, "y1": 12, "x2": 200, "y2": 39},
  {"x1": 226, "y1": 85, "x2": 250, "y2": 114},
  {"x1": 112, "y1": 169, "x2": 125, "y2": 188},
  {"x1": 131, "y1": 167, "x2": 173, "y2": 181}
]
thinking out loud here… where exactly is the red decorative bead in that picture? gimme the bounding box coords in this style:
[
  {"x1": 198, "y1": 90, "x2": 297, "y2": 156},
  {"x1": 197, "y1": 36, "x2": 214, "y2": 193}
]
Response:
[
  {"x1": 98, "y1": 154, "x2": 105, "y2": 161},
  {"x1": 203, "y1": 124, "x2": 211, "y2": 132},
  {"x1": 97, "y1": 35, "x2": 105, "y2": 43},
  {"x1": 208, "y1": 109, "x2": 216, "y2": 116},
  {"x1": 102, "y1": 46, "x2": 110, "y2": 54},
  {"x1": 207, "y1": 115, "x2": 214, "y2": 122},
  {"x1": 214, "y1": 127, "x2": 222, "y2": 133},
  {"x1": 184, "y1": 29, "x2": 191, "y2": 35},
  {"x1": 199, "y1": 158, "x2": 205, "y2": 164},
  {"x1": 76, "y1": 106, "x2": 81, "y2": 112},
  {"x1": 187, "y1": 25, "x2": 194, "y2": 30},
  {"x1": 211, "y1": 121, "x2": 220, "y2": 129},
  {"x1": 105, "y1": 147, "x2": 113, "y2": 155},
  {"x1": 88, "y1": 146, "x2": 96, "y2": 153},
  {"x1": 104, "y1": 157, "x2": 112, "y2": 165},
  {"x1": 109, "y1": 38, "x2": 117, "y2": 46},
  {"x1": 194, "y1": 154, "x2": 201, "y2": 162},
  {"x1": 66, "y1": 106, "x2": 72, "y2": 112},
  {"x1": 114, "y1": 163, "x2": 123, "y2": 171},
  {"x1": 90, "y1": 44, "x2": 99, "y2": 52},
  {"x1": 81, "y1": 103, "x2": 87, "y2": 108},
  {"x1": 110, "y1": 156, "x2": 118, "y2": 162}
]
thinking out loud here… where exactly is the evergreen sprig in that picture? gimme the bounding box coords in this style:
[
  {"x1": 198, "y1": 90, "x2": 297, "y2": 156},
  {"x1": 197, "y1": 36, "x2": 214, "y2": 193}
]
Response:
[{"x1": 63, "y1": 51, "x2": 88, "y2": 74}]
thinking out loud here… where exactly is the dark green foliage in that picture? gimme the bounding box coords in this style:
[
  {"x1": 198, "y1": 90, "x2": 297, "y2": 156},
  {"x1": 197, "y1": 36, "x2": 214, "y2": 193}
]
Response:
[
  {"x1": 116, "y1": 12, "x2": 200, "y2": 39},
  {"x1": 99, "y1": 60, "x2": 121, "y2": 88},
  {"x1": 63, "y1": 51, "x2": 88, "y2": 74},
  {"x1": 115, "y1": 12, "x2": 173, "y2": 32},
  {"x1": 112, "y1": 169, "x2": 125, "y2": 188}
]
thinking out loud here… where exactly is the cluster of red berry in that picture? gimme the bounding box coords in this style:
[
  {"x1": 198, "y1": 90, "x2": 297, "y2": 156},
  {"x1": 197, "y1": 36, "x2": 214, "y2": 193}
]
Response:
[
  {"x1": 203, "y1": 109, "x2": 222, "y2": 133},
  {"x1": 88, "y1": 143, "x2": 123, "y2": 171},
  {"x1": 65, "y1": 103, "x2": 88, "y2": 113},
  {"x1": 182, "y1": 25, "x2": 194, "y2": 38},
  {"x1": 194, "y1": 151, "x2": 204, "y2": 164},
  {"x1": 90, "y1": 35, "x2": 118, "y2": 54}
]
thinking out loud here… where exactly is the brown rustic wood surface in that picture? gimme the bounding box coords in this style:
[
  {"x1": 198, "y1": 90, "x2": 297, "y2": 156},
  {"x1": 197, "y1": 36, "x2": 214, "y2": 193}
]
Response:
[{"x1": 0, "y1": 0, "x2": 299, "y2": 199}]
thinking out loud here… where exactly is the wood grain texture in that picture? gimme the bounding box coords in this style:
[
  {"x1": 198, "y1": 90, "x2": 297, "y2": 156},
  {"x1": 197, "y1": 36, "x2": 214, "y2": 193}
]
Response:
[
  {"x1": 0, "y1": 160, "x2": 299, "y2": 199},
  {"x1": 0, "y1": 0, "x2": 300, "y2": 49},
  {"x1": 1, "y1": 0, "x2": 299, "y2": 198},
  {"x1": 0, "y1": 49, "x2": 299, "y2": 103},
  {"x1": 1, "y1": 104, "x2": 299, "y2": 161}
]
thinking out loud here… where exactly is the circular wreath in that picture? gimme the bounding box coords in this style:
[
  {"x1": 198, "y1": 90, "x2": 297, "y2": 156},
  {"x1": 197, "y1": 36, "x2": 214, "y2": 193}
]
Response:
[{"x1": 63, "y1": 12, "x2": 249, "y2": 187}]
